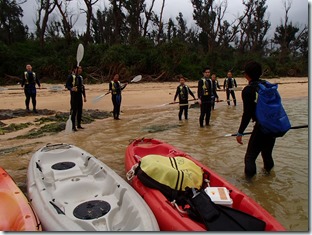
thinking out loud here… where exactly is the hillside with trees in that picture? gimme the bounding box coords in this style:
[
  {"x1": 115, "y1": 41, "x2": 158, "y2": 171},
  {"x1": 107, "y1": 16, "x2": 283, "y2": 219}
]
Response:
[{"x1": 0, "y1": 0, "x2": 308, "y2": 85}]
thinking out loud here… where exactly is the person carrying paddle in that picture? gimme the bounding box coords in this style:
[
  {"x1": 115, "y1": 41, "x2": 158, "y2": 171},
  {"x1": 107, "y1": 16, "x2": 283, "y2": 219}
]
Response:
[
  {"x1": 211, "y1": 73, "x2": 220, "y2": 110},
  {"x1": 223, "y1": 71, "x2": 237, "y2": 106},
  {"x1": 66, "y1": 65, "x2": 87, "y2": 131},
  {"x1": 173, "y1": 75, "x2": 196, "y2": 120},
  {"x1": 21, "y1": 64, "x2": 41, "y2": 113},
  {"x1": 197, "y1": 67, "x2": 214, "y2": 127},
  {"x1": 236, "y1": 61, "x2": 275, "y2": 178},
  {"x1": 109, "y1": 73, "x2": 128, "y2": 120}
]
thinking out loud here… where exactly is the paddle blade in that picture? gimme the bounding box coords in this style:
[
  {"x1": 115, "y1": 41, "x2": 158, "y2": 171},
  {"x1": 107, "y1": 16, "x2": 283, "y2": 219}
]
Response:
[
  {"x1": 131, "y1": 75, "x2": 142, "y2": 83},
  {"x1": 65, "y1": 115, "x2": 72, "y2": 133},
  {"x1": 76, "y1": 44, "x2": 84, "y2": 67},
  {"x1": 224, "y1": 134, "x2": 234, "y2": 137},
  {"x1": 92, "y1": 94, "x2": 105, "y2": 104},
  {"x1": 49, "y1": 85, "x2": 63, "y2": 92}
]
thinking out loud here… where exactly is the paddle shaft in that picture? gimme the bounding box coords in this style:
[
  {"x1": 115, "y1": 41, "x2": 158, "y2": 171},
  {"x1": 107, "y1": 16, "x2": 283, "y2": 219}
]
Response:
[
  {"x1": 226, "y1": 125, "x2": 308, "y2": 137},
  {"x1": 169, "y1": 99, "x2": 197, "y2": 105},
  {"x1": 92, "y1": 76, "x2": 142, "y2": 104}
]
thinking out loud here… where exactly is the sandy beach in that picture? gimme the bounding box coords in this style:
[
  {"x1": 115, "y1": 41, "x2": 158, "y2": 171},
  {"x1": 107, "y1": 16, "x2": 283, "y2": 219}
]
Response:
[
  {"x1": 1, "y1": 76, "x2": 308, "y2": 116},
  {"x1": 0, "y1": 76, "x2": 309, "y2": 231}
]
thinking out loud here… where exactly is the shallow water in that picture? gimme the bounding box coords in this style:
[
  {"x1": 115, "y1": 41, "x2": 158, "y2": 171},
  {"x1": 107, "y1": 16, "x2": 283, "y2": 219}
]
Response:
[{"x1": 0, "y1": 97, "x2": 308, "y2": 231}]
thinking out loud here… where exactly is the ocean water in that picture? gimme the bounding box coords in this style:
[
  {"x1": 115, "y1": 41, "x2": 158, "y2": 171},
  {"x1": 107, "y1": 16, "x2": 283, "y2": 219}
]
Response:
[{"x1": 0, "y1": 96, "x2": 308, "y2": 231}]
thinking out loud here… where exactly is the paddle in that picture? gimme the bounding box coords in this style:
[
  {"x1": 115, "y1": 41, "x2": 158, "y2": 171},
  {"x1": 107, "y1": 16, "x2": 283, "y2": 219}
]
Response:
[
  {"x1": 224, "y1": 124, "x2": 308, "y2": 137},
  {"x1": 92, "y1": 74, "x2": 142, "y2": 104},
  {"x1": 228, "y1": 87, "x2": 243, "y2": 91},
  {"x1": 92, "y1": 91, "x2": 110, "y2": 104},
  {"x1": 168, "y1": 98, "x2": 198, "y2": 105},
  {"x1": 0, "y1": 87, "x2": 53, "y2": 91},
  {"x1": 157, "y1": 98, "x2": 232, "y2": 108},
  {"x1": 130, "y1": 74, "x2": 142, "y2": 83},
  {"x1": 65, "y1": 43, "x2": 84, "y2": 133}
]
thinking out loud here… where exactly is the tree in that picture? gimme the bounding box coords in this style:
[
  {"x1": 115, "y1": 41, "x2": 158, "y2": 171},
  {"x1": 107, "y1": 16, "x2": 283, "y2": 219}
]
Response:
[
  {"x1": 155, "y1": 0, "x2": 165, "y2": 44},
  {"x1": 191, "y1": 0, "x2": 237, "y2": 52},
  {"x1": 92, "y1": 8, "x2": 114, "y2": 44},
  {"x1": 0, "y1": 0, "x2": 28, "y2": 44},
  {"x1": 110, "y1": 0, "x2": 125, "y2": 44},
  {"x1": 82, "y1": 0, "x2": 99, "y2": 44},
  {"x1": 54, "y1": 0, "x2": 78, "y2": 46},
  {"x1": 176, "y1": 12, "x2": 187, "y2": 41},
  {"x1": 236, "y1": 0, "x2": 270, "y2": 54},
  {"x1": 142, "y1": 0, "x2": 155, "y2": 37},
  {"x1": 166, "y1": 18, "x2": 176, "y2": 42},
  {"x1": 35, "y1": 0, "x2": 56, "y2": 47},
  {"x1": 124, "y1": 0, "x2": 145, "y2": 44}
]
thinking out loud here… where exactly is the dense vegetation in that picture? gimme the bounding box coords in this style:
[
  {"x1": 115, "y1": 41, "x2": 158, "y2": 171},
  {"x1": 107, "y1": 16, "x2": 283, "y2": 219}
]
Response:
[{"x1": 0, "y1": 0, "x2": 308, "y2": 85}]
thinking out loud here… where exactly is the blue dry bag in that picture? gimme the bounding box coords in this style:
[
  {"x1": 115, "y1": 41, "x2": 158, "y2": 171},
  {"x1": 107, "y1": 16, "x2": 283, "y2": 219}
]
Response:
[{"x1": 255, "y1": 81, "x2": 291, "y2": 137}]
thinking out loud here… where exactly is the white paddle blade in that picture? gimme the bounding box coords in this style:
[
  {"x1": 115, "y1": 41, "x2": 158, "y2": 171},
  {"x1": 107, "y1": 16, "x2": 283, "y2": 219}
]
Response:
[
  {"x1": 65, "y1": 115, "x2": 73, "y2": 133},
  {"x1": 76, "y1": 44, "x2": 84, "y2": 66},
  {"x1": 131, "y1": 75, "x2": 142, "y2": 83},
  {"x1": 229, "y1": 87, "x2": 242, "y2": 91},
  {"x1": 92, "y1": 94, "x2": 105, "y2": 104},
  {"x1": 224, "y1": 134, "x2": 233, "y2": 137},
  {"x1": 49, "y1": 85, "x2": 63, "y2": 92}
]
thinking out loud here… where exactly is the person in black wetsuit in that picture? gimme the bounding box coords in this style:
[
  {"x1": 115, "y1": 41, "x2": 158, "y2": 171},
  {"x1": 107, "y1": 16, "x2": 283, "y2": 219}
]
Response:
[
  {"x1": 236, "y1": 61, "x2": 276, "y2": 178},
  {"x1": 197, "y1": 67, "x2": 214, "y2": 127},
  {"x1": 66, "y1": 66, "x2": 87, "y2": 131},
  {"x1": 211, "y1": 73, "x2": 220, "y2": 110},
  {"x1": 173, "y1": 75, "x2": 196, "y2": 120},
  {"x1": 109, "y1": 73, "x2": 128, "y2": 120},
  {"x1": 223, "y1": 71, "x2": 237, "y2": 106},
  {"x1": 21, "y1": 64, "x2": 41, "y2": 113}
]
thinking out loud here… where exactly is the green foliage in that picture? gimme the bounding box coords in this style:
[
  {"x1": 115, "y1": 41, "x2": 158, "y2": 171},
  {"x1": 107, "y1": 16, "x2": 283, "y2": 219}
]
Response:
[
  {"x1": 0, "y1": 0, "x2": 27, "y2": 44},
  {"x1": 0, "y1": 0, "x2": 308, "y2": 82}
]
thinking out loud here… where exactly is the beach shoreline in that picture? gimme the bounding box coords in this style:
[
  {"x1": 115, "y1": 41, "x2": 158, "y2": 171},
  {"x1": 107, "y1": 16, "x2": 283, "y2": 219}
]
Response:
[{"x1": 0, "y1": 76, "x2": 308, "y2": 127}]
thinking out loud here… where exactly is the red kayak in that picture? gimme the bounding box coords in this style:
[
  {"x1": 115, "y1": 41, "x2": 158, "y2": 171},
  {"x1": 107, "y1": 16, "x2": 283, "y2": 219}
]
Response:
[{"x1": 124, "y1": 138, "x2": 286, "y2": 231}]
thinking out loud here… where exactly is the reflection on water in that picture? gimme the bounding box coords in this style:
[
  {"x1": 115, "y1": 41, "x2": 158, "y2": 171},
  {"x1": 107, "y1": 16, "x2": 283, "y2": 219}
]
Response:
[{"x1": 0, "y1": 97, "x2": 308, "y2": 231}]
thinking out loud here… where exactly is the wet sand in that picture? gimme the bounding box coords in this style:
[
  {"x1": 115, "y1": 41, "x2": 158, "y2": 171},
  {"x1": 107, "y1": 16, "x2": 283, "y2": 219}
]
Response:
[{"x1": 1, "y1": 76, "x2": 308, "y2": 119}]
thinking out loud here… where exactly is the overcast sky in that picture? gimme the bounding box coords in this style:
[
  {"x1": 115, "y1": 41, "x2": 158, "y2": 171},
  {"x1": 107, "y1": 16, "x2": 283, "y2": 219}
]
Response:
[{"x1": 20, "y1": 0, "x2": 309, "y2": 36}]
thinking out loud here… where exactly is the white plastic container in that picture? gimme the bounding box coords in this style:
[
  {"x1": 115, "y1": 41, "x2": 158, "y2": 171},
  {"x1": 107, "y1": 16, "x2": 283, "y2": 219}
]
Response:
[{"x1": 204, "y1": 187, "x2": 233, "y2": 207}]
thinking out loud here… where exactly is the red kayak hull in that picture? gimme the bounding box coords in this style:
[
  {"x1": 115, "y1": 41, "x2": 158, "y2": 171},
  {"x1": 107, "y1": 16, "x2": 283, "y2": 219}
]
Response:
[{"x1": 124, "y1": 138, "x2": 286, "y2": 231}]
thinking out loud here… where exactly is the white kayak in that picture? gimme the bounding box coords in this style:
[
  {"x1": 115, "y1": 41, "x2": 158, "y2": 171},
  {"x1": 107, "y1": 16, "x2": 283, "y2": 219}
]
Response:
[{"x1": 27, "y1": 143, "x2": 159, "y2": 231}]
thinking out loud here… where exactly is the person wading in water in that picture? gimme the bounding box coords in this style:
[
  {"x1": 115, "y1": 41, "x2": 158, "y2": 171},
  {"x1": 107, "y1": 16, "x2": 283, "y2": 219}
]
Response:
[
  {"x1": 236, "y1": 61, "x2": 276, "y2": 178},
  {"x1": 109, "y1": 73, "x2": 128, "y2": 120},
  {"x1": 66, "y1": 65, "x2": 87, "y2": 131},
  {"x1": 21, "y1": 64, "x2": 41, "y2": 113},
  {"x1": 223, "y1": 71, "x2": 238, "y2": 106},
  {"x1": 197, "y1": 67, "x2": 214, "y2": 127},
  {"x1": 173, "y1": 75, "x2": 196, "y2": 120}
]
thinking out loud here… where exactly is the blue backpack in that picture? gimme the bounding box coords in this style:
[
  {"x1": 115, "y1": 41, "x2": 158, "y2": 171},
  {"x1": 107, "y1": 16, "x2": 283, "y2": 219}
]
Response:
[{"x1": 255, "y1": 81, "x2": 291, "y2": 137}]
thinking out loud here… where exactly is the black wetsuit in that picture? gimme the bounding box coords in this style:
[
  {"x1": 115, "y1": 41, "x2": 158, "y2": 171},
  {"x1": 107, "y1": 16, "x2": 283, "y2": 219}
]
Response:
[
  {"x1": 21, "y1": 71, "x2": 40, "y2": 112},
  {"x1": 174, "y1": 85, "x2": 196, "y2": 120},
  {"x1": 237, "y1": 79, "x2": 276, "y2": 178},
  {"x1": 66, "y1": 74, "x2": 86, "y2": 129},
  {"x1": 197, "y1": 78, "x2": 213, "y2": 127},
  {"x1": 224, "y1": 77, "x2": 237, "y2": 106},
  {"x1": 109, "y1": 81, "x2": 127, "y2": 119}
]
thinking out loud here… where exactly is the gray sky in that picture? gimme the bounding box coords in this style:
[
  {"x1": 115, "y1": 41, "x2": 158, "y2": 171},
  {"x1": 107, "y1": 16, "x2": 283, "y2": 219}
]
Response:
[{"x1": 21, "y1": 0, "x2": 308, "y2": 36}]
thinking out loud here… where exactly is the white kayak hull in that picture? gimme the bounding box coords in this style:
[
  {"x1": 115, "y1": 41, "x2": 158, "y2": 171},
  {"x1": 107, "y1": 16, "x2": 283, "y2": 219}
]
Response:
[{"x1": 27, "y1": 143, "x2": 159, "y2": 231}]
